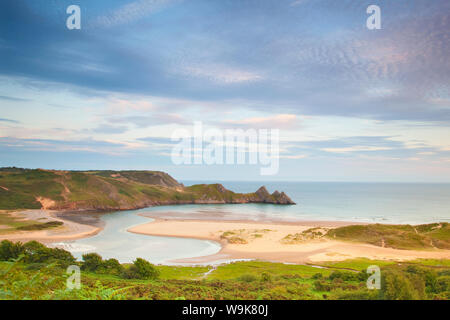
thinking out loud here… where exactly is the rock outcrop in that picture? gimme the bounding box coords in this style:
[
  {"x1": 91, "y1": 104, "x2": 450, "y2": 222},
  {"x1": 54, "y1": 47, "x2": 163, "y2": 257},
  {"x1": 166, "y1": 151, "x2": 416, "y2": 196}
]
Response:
[{"x1": 253, "y1": 186, "x2": 295, "y2": 204}]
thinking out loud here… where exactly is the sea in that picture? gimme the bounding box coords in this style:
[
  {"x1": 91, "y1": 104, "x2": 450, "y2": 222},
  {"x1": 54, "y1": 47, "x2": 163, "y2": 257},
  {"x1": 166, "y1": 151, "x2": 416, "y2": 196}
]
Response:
[{"x1": 53, "y1": 181, "x2": 450, "y2": 264}]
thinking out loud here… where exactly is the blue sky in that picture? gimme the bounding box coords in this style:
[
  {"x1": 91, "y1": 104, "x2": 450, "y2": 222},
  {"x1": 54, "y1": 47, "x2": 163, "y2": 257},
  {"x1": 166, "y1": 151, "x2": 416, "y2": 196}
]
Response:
[{"x1": 0, "y1": 0, "x2": 449, "y2": 181}]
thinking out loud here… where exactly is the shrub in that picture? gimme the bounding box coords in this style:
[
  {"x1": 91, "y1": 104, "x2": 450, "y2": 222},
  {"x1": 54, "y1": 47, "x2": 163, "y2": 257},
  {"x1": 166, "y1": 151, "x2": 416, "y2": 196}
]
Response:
[
  {"x1": 328, "y1": 271, "x2": 358, "y2": 281},
  {"x1": 237, "y1": 274, "x2": 258, "y2": 283},
  {"x1": 0, "y1": 240, "x2": 24, "y2": 261},
  {"x1": 81, "y1": 253, "x2": 104, "y2": 272},
  {"x1": 313, "y1": 280, "x2": 332, "y2": 292},
  {"x1": 261, "y1": 272, "x2": 272, "y2": 282},
  {"x1": 122, "y1": 258, "x2": 159, "y2": 280},
  {"x1": 102, "y1": 258, "x2": 124, "y2": 275},
  {"x1": 380, "y1": 270, "x2": 425, "y2": 300},
  {"x1": 23, "y1": 241, "x2": 75, "y2": 268}
]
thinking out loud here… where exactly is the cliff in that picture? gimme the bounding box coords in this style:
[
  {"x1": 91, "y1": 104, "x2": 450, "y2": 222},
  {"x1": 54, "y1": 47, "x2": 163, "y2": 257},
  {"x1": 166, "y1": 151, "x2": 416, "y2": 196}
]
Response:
[{"x1": 0, "y1": 168, "x2": 295, "y2": 211}]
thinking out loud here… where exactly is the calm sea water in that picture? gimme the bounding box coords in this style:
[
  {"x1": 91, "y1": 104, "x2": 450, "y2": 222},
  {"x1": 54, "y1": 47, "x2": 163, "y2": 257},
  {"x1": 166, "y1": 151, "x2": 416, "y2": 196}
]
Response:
[{"x1": 56, "y1": 182, "x2": 450, "y2": 263}]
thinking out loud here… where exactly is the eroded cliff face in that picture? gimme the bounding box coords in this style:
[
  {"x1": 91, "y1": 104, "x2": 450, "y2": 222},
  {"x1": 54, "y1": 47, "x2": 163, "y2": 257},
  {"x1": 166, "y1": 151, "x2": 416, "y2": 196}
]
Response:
[{"x1": 0, "y1": 168, "x2": 295, "y2": 211}]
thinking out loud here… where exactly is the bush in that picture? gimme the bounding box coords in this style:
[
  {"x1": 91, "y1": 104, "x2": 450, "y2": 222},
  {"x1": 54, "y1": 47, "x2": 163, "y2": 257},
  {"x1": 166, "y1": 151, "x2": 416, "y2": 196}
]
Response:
[
  {"x1": 0, "y1": 240, "x2": 74, "y2": 267},
  {"x1": 23, "y1": 241, "x2": 75, "y2": 268},
  {"x1": 81, "y1": 253, "x2": 104, "y2": 272},
  {"x1": 380, "y1": 270, "x2": 425, "y2": 300},
  {"x1": 103, "y1": 258, "x2": 124, "y2": 275},
  {"x1": 122, "y1": 258, "x2": 159, "y2": 280},
  {"x1": 0, "y1": 240, "x2": 24, "y2": 261},
  {"x1": 328, "y1": 271, "x2": 358, "y2": 282},
  {"x1": 261, "y1": 272, "x2": 272, "y2": 282},
  {"x1": 313, "y1": 280, "x2": 332, "y2": 292},
  {"x1": 312, "y1": 273, "x2": 323, "y2": 279},
  {"x1": 237, "y1": 274, "x2": 258, "y2": 283}
]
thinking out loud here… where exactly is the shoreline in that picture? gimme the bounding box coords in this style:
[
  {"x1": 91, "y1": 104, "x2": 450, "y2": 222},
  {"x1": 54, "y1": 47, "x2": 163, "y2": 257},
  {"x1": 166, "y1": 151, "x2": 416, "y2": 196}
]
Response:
[
  {"x1": 128, "y1": 217, "x2": 450, "y2": 264},
  {"x1": 1, "y1": 208, "x2": 449, "y2": 265},
  {"x1": 0, "y1": 210, "x2": 102, "y2": 243}
]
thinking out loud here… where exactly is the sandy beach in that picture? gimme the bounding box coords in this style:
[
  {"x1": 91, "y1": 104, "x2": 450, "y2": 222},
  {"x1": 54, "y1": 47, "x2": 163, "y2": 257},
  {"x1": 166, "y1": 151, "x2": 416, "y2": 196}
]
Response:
[
  {"x1": 1, "y1": 209, "x2": 449, "y2": 265},
  {"x1": 0, "y1": 210, "x2": 102, "y2": 243},
  {"x1": 129, "y1": 218, "x2": 450, "y2": 264}
]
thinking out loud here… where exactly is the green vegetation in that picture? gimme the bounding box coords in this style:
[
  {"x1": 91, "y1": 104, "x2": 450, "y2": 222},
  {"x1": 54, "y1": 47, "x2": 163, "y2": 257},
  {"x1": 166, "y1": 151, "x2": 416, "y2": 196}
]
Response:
[
  {"x1": 220, "y1": 229, "x2": 272, "y2": 244},
  {"x1": 0, "y1": 212, "x2": 63, "y2": 234},
  {"x1": 0, "y1": 240, "x2": 448, "y2": 300},
  {"x1": 0, "y1": 167, "x2": 290, "y2": 211},
  {"x1": 282, "y1": 227, "x2": 328, "y2": 244},
  {"x1": 327, "y1": 223, "x2": 450, "y2": 250},
  {"x1": 16, "y1": 221, "x2": 63, "y2": 231}
]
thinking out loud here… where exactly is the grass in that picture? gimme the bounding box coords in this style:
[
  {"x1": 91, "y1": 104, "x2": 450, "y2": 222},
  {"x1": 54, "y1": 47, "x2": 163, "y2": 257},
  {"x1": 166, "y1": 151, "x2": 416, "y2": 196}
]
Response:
[
  {"x1": 1, "y1": 252, "x2": 449, "y2": 300},
  {"x1": 0, "y1": 212, "x2": 42, "y2": 234},
  {"x1": 0, "y1": 168, "x2": 270, "y2": 211},
  {"x1": 206, "y1": 261, "x2": 334, "y2": 280},
  {"x1": 313, "y1": 258, "x2": 397, "y2": 271},
  {"x1": 157, "y1": 265, "x2": 212, "y2": 280},
  {"x1": 327, "y1": 223, "x2": 450, "y2": 250},
  {"x1": 16, "y1": 221, "x2": 63, "y2": 231}
]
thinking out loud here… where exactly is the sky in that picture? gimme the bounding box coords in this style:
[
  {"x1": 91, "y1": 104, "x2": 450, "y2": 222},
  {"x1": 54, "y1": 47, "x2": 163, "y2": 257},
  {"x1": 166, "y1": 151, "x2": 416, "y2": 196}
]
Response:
[{"x1": 0, "y1": 0, "x2": 449, "y2": 182}]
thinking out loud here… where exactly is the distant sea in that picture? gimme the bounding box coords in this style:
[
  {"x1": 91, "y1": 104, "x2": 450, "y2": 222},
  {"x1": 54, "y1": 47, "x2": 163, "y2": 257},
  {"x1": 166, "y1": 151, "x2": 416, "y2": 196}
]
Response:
[
  {"x1": 56, "y1": 181, "x2": 450, "y2": 263},
  {"x1": 175, "y1": 181, "x2": 450, "y2": 225}
]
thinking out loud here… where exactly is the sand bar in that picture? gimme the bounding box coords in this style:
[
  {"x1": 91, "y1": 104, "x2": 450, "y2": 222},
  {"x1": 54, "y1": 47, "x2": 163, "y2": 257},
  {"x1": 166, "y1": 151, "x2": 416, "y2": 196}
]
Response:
[
  {"x1": 0, "y1": 210, "x2": 102, "y2": 243},
  {"x1": 128, "y1": 218, "x2": 450, "y2": 264}
]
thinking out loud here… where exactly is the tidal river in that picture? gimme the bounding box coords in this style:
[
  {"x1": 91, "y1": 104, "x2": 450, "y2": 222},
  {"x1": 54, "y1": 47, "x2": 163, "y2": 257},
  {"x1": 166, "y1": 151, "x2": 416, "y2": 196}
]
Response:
[{"x1": 54, "y1": 208, "x2": 221, "y2": 264}]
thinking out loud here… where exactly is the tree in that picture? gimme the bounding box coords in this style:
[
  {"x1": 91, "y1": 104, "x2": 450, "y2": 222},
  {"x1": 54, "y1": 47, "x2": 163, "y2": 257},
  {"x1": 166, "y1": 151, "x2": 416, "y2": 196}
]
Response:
[
  {"x1": 81, "y1": 253, "x2": 103, "y2": 272},
  {"x1": 103, "y1": 258, "x2": 124, "y2": 275},
  {"x1": 131, "y1": 258, "x2": 159, "y2": 280},
  {"x1": 380, "y1": 270, "x2": 424, "y2": 300},
  {"x1": 0, "y1": 240, "x2": 24, "y2": 261}
]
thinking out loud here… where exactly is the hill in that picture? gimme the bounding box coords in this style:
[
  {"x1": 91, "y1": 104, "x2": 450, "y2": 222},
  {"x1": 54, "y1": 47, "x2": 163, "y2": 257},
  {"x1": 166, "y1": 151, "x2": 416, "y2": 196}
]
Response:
[
  {"x1": 326, "y1": 223, "x2": 450, "y2": 250},
  {"x1": 0, "y1": 167, "x2": 295, "y2": 211}
]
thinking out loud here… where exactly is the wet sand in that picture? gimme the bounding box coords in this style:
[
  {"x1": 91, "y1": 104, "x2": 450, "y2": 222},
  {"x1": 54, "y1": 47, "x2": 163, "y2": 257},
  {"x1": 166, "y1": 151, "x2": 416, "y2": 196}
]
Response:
[{"x1": 0, "y1": 210, "x2": 102, "y2": 243}]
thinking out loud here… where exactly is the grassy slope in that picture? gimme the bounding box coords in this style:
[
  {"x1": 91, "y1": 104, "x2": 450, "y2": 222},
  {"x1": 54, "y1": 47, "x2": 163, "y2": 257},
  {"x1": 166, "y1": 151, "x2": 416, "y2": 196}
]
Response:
[
  {"x1": 0, "y1": 168, "x2": 256, "y2": 211},
  {"x1": 327, "y1": 223, "x2": 450, "y2": 250},
  {"x1": 1, "y1": 258, "x2": 449, "y2": 300}
]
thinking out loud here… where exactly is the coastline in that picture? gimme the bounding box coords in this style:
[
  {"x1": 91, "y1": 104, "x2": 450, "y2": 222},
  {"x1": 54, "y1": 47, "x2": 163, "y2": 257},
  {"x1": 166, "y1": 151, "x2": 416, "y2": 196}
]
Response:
[
  {"x1": 1, "y1": 208, "x2": 449, "y2": 265},
  {"x1": 0, "y1": 209, "x2": 102, "y2": 243},
  {"x1": 128, "y1": 217, "x2": 450, "y2": 264}
]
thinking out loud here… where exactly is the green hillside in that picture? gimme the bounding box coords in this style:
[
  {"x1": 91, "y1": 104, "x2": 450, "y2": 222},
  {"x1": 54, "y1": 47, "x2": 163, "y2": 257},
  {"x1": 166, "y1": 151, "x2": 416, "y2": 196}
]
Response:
[
  {"x1": 0, "y1": 167, "x2": 294, "y2": 211},
  {"x1": 327, "y1": 223, "x2": 450, "y2": 250}
]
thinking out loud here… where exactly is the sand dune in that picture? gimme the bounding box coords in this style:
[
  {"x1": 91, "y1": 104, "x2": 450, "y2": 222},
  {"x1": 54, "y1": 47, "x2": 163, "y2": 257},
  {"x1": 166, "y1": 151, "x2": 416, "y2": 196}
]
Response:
[{"x1": 128, "y1": 218, "x2": 450, "y2": 264}]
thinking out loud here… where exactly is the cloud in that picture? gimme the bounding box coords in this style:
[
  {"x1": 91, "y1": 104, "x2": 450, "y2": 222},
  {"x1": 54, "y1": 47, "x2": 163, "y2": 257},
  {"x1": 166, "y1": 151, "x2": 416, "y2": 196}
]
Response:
[
  {"x1": 0, "y1": 118, "x2": 19, "y2": 124},
  {"x1": 93, "y1": 0, "x2": 176, "y2": 28},
  {"x1": 0, "y1": 136, "x2": 131, "y2": 155},
  {"x1": 290, "y1": 0, "x2": 308, "y2": 7},
  {"x1": 177, "y1": 63, "x2": 263, "y2": 84},
  {"x1": 0, "y1": 95, "x2": 29, "y2": 102},
  {"x1": 221, "y1": 114, "x2": 299, "y2": 129},
  {"x1": 0, "y1": 0, "x2": 449, "y2": 125},
  {"x1": 107, "y1": 113, "x2": 189, "y2": 127},
  {"x1": 89, "y1": 124, "x2": 129, "y2": 134},
  {"x1": 321, "y1": 146, "x2": 393, "y2": 153}
]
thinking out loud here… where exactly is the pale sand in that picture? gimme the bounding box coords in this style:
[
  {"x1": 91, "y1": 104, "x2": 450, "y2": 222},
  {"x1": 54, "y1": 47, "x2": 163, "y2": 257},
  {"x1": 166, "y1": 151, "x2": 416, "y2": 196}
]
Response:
[
  {"x1": 0, "y1": 210, "x2": 101, "y2": 243},
  {"x1": 128, "y1": 219, "x2": 450, "y2": 264}
]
